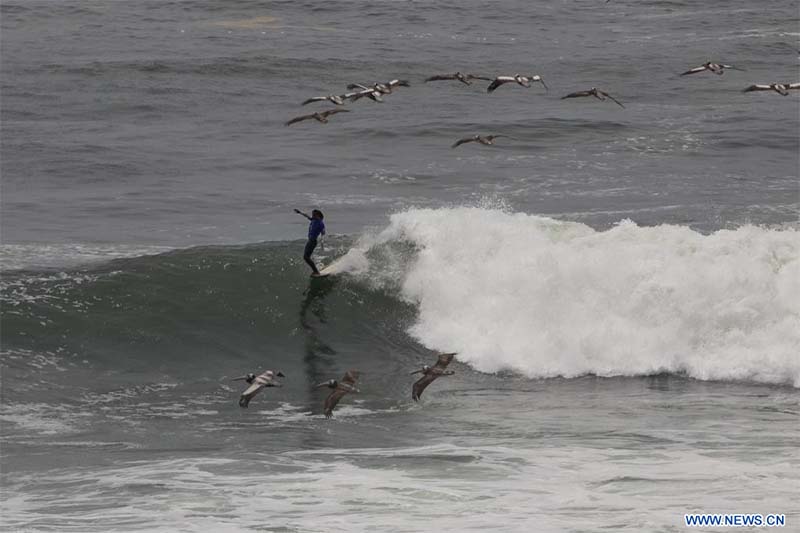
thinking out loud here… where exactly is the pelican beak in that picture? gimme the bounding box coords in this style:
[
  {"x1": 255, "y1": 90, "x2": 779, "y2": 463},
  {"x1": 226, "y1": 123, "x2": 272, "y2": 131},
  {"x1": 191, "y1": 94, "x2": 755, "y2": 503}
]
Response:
[
  {"x1": 540, "y1": 78, "x2": 549, "y2": 92},
  {"x1": 231, "y1": 375, "x2": 249, "y2": 381},
  {"x1": 410, "y1": 369, "x2": 423, "y2": 375}
]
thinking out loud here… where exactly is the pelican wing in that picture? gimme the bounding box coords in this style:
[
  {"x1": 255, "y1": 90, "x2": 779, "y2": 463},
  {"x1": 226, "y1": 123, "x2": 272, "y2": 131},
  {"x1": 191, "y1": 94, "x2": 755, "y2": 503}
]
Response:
[
  {"x1": 451, "y1": 137, "x2": 477, "y2": 148},
  {"x1": 742, "y1": 84, "x2": 771, "y2": 93},
  {"x1": 319, "y1": 109, "x2": 350, "y2": 119},
  {"x1": 301, "y1": 96, "x2": 327, "y2": 106},
  {"x1": 341, "y1": 369, "x2": 360, "y2": 386},
  {"x1": 285, "y1": 113, "x2": 315, "y2": 126},
  {"x1": 487, "y1": 77, "x2": 514, "y2": 93},
  {"x1": 348, "y1": 89, "x2": 383, "y2": 102},
  {"x1": 786, "y1": 83, "x2": 800, "y2": 90},
  {"x1": 425, "y1": 74, "x2": 458, "y2": 82},
  {"x1": 600, "y1": 91, "x2": 625, "y2": 108},
  {"x1": 433, "y1": 352, "x2": 456, "y2": 370},
  {"x1": 412, "y1": 374, "x2": 438, "y2": 401},
  {"x1": 239, "y1": 382, "x2": 265, "y2": 408},
  {"x1": 324, "y1": 388, "x2": 349, "y2": 418},
  {"x1": 680, "y1": 65, "x2": 708, "y2": 76},
  {"x1": 561, "y1": 90, "x2": 593, "y2": 100}
]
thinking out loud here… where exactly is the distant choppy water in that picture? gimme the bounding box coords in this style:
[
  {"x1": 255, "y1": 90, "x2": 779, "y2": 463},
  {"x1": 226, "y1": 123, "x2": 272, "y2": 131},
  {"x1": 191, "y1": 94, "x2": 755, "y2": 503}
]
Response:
[
  {"x1": 2, "y1": 0, "x2": 798, "y2": 246},
  {"x1": 2, "y1": 1, "x2": 799, "y2": 532}
]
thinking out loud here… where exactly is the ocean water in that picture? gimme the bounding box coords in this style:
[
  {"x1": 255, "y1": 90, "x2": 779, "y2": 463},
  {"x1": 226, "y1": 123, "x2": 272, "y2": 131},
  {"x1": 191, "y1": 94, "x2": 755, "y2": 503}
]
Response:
[{"x1": 1, "y1": 0, "x2": 799, "y2": 531}]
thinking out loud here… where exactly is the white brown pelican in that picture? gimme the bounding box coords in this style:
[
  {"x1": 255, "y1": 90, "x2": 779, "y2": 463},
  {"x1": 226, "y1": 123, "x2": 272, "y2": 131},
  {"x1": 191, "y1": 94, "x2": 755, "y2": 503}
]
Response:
[
  {"x1": 561, "y1": 87, "x2": 625, "y2": 108},
  {"x1": 285, "y1": 109, "x2": 350, "y2": 126},
  {"x1": 233, "y1": 370, "x2": 285, "y2": 408},
  {"x1": 301, "y1": 94, "x2": 346, "y2": 106},
  {"x1": 487, "y1": 74, "x2": 548, "y2": 93},
  {"x1": 411, "y1": 353, "x2": 456, "y2": 401},
  {"x1": 425, "y1": 72, "x2": 492, "y2": 86},
  {"x1": 347, "y1": 79, "x2": 410, "y2": 95},
  {"x1": 681, "y1": 62, "x2": 743, "y2": 76},
  {"x1": 344, "y1": 88, "x2": 384, "y2": 103},
  {"x1": 742, "y1": 83, "x2": 800, "y2": 96},
  {"x1": 451, "y1": 134, "x2": 509, "y2": 148},
  {"x1": 315, "y1": 370, "x2": 360, "y2": 418}
]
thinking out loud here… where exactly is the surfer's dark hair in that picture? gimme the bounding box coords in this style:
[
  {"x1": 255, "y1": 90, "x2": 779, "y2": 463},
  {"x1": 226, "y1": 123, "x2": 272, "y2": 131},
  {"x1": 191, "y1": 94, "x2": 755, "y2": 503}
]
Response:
[{"x1": 312, "y1": 209, "x2": 324, "y2": 220}]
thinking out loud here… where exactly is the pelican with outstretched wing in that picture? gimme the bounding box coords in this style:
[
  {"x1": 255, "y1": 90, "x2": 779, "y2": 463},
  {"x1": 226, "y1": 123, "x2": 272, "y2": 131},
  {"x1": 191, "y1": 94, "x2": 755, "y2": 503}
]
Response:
[
  {"x1": 411, "y1": 353, "x2": 457, "y2": 401},
  {"x1": 742, "y1": 83, "x2": 800, "y2": 96},
  {"x1": 316, "y1": 370, "x2": 360, "y2": 418},
  {"x1": 233, "y1": 370, "x2": 285, "y2": 408},
  {"x1": 681, "y1": 62, "x2": 743, "y2": 76},
  {"x1": 487, "y1": 74, "x2": 547, "y2": 93},
  {"x1": 561, "y1": 87, "x2": 625, "y2": 108},
  {"x1": 451, "y1": 134, "x2": 509, "y2": 149},
  {"x1": 425, "y1": 72, "x2": 492, "y2": 86},
  {"x1": 285, "y1": 108, "x2": 350, "y2": 126}
]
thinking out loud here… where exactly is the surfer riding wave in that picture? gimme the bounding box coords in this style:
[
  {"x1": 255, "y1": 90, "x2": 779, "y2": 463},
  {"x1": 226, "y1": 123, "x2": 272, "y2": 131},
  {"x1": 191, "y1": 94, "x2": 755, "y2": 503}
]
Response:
[{"x1": 294, "y1": 208, "x2": 326, "y2": 276}]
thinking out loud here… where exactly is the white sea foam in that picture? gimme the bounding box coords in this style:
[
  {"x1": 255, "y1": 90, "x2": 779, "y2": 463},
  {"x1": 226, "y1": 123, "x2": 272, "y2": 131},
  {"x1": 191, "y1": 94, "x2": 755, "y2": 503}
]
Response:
[
  {"x1": 340, "y1": 207, "x2": 800, "y2": 386},
  {"x1": 0, "y1": 243, "x2": 171, "y2": 271}
]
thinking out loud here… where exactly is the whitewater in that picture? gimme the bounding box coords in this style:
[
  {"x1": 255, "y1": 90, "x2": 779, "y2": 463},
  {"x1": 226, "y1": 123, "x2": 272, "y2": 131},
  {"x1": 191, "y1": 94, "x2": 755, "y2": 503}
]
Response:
[{"x1": 336, "y1": 207, "x2": 800, "y2": 387}]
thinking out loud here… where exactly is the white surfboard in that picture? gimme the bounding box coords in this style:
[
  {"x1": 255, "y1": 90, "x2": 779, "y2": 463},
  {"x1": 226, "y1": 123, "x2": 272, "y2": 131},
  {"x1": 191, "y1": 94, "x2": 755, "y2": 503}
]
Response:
[{"x1": 317, "y1": 257, "x2": 344, "y2": 277}]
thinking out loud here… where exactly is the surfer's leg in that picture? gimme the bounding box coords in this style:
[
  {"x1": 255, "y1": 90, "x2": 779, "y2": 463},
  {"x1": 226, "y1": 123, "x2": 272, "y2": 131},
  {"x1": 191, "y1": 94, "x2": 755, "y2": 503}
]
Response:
[{"x1": 303, "y1": 238, "x2": 320, "y2": 274}]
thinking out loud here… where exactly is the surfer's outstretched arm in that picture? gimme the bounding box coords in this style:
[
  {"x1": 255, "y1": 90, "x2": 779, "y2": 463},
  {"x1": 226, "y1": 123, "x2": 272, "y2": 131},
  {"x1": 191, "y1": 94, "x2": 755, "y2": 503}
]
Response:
[{"x1": 294, "y1": 208, "x2": 312, "y2": 220}]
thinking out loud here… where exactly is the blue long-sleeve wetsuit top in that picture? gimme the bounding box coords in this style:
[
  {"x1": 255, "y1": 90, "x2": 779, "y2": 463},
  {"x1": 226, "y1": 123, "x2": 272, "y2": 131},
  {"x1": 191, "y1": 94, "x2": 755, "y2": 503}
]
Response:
[{"x1": 308, "y1": 219, "x2": 325, "y2": 240}]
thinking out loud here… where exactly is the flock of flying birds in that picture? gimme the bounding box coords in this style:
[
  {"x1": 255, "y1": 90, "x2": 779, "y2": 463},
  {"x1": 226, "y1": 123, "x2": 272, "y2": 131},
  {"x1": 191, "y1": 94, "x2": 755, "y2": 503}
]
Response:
[
  {"x1": 285, "y1": 61, "x2": 800, "y2": 148},
  {"x1": 233, "y1": 352, "x2": 456, "y2": 417}
]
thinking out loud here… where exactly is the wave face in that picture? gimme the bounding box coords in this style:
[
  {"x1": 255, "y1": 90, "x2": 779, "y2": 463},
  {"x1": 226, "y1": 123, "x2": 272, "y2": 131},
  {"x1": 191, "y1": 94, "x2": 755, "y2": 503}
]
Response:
[
  {"x1": 337, "y1": 208, "x2": 800, "y2": 386},
  {"x1": 2, "y1": 208, "x2": 798, "y2": 391}
]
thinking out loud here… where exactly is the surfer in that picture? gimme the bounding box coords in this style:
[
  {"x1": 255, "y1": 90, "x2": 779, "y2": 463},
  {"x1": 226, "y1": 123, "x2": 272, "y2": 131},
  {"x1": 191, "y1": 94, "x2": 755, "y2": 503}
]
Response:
[{"x1": 294, "y1": 208, "x2": 326, "y2": 276}]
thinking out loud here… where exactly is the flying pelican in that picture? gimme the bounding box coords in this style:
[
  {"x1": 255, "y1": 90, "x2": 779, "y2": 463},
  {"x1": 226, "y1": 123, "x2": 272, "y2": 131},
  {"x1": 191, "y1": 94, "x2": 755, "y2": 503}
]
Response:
[
  {"x1": 301, "y1": 94, "x2": 346, "y2": 106},
  {"x1": 233, "y1": 370, "x2": 285, "y2": 408},
  {"x1": 347, "y1": 79, "x2": 410, "y2": 94},
  {"x1": 315, "y1": 370, "x2": 360, "y2": 418},
  {"x1": 285, "y1": 109, "x2": 350, "y2": 126},
  {"x1": 425, "y1": 72, "x2": 492, "y2": 86},
  {"x1": 681, "y1": 62, "x2": 743, "y2": 76},
  {"x1": 344, "y1": 88, "x2": 384, "y2": 103},
  {"x1": 487, "y1": 74, "x2": 548, "y2": 93},
  {"x1": 451, "y1": 134, "x2": 509, "y2": 149},
  {"x1": 561, "y1": 87, "x2": 625, "y2": 108},
  {"x1": 742, "y1": 83, "x2": 800, "y2": 96},
  {"x1": 411, "y1": 353, "x2": 456, "y2": 401}
]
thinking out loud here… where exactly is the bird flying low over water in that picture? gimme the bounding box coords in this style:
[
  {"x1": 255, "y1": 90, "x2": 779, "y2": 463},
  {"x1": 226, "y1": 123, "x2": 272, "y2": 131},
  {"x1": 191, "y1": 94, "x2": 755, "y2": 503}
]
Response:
[
  {"x1": 347, "y1": 79, "x2": 410, "y2": 95},
  {"x1": 561, "y1": 87, "x2": 625, "y2": 108},
  {"x1": 425, "y1": 72, "x2": 492, "y2": 85},
  {"x1": 411, "y1": 353, "x2": 456, "y2": 401},
  {"x1": 680, "y1": 62, "x2": 743, "y2": 76},
  {"x1": 487, "y1": 74, "x2": 548, "y2": 93},
  {"x1": 451, "y1": 134, "x2": 509, "y2": 148},
  {"x1": 316, "y1": 370, "x2": 360, "y2": 418},
  {"x1": 233, "y1": 370, "x2": 285, "y2": 408},
  {"x1": 344, "y1": 88, "x2": 384, "y2": 103},
  {"x1": 285, "y1": 109, "x2": 350, "y2": 126},
  {"x1": 301, "y1": 94, "x2": 346, "y2": 106},
  {"x1": 742, "y1": 83, "x2": 800, "y2": 96}
]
